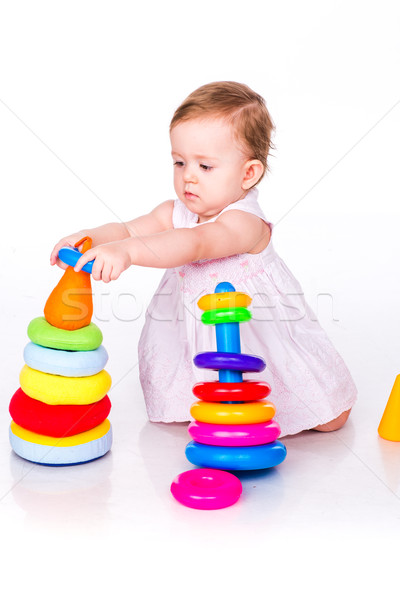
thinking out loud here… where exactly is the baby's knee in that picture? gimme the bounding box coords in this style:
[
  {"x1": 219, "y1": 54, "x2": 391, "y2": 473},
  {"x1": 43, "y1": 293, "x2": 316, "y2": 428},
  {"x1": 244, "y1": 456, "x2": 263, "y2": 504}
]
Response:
[{"x1": 313, "y1": 409, "x2": 351, "y2": 433}]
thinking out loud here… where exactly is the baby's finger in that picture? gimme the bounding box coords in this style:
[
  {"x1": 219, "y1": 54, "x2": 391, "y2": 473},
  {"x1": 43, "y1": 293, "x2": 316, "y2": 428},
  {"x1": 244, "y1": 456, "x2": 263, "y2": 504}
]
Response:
[
  {"x1": 55, "y1": 257, "x2": 69, "y2": 270},
  {"x1": 50, "y1": 250, "x2": 57, "y2": 265},
  {"x1": 101, "y1": 264, "x2": 113, "y2": 284},
  {"x1": 50, "y1": 240, "x2": 75, "y2": 266},
  {"x1": 50, "y1": 243, "x2": 66, "y2": 265},
  {"x1": 110, "y1": 266, "x2": 120, "y2": 281},
  {"x1": 74, "y1": 249, "x2": 96, "y2": 272},
  {"x1": 91, "y1": 257, "x2": 104, "y2": 282}
]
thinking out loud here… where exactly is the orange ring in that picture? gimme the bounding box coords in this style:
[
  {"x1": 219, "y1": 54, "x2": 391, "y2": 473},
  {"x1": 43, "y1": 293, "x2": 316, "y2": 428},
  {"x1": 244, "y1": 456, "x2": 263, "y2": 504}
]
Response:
[
  {"x1": 197, "y1": 291, "x2": 252, "y2": 311},
  {"x1": 190, "y1": 400, "x2": 276, "y2": 425}
]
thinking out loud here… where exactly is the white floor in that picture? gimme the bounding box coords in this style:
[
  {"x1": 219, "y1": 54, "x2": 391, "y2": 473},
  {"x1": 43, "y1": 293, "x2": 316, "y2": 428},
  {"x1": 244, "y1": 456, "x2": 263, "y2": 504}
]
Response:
[{"x1": 2, "y1": 221, "x2": 400, "y2": 596}]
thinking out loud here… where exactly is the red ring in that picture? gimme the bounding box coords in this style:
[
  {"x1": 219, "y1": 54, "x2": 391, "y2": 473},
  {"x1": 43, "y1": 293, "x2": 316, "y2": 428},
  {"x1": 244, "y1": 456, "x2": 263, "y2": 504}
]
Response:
[
  {"x1": 192, "y1": 380, "x2": 271, "y2": 402},
  {"x1": 9, "y1": 388, "x2": 111, "y2": 437}
]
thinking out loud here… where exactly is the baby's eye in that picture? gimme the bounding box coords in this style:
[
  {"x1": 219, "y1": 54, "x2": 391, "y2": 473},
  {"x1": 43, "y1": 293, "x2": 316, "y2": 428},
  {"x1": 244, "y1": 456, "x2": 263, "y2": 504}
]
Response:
[
  {"x1": 174, "y1": 161, "x2": 184, "y2": 167},
  {"x1": 200, "y1": 164, "x2": 212, "y2": 171}
]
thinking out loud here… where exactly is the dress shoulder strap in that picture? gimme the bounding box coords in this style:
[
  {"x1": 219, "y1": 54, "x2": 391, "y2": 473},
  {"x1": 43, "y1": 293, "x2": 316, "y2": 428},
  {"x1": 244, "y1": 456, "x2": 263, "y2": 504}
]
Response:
[
  {"x1": 217, "y1": 188, "x2": 273, "y2": 230},
  {"x1": 172, "y1": 188, "x2": 273, "y2": 230}
]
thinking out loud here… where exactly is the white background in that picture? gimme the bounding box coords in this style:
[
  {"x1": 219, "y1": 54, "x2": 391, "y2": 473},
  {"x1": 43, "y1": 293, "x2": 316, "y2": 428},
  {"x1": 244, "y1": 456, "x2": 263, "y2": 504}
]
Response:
[{"x1": 1, "y1": 0, "x2": 400, "y2": 597}]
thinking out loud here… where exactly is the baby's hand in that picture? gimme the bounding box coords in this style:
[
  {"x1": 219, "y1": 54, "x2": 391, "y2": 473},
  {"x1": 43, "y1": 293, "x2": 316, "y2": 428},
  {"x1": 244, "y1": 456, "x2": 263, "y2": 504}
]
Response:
[
  {"x1": 74, "y1": 241, "x2": 132, "y2": 283},
  {"x1": 50, "y1": 233, "x2": 88, "y2": 270}
]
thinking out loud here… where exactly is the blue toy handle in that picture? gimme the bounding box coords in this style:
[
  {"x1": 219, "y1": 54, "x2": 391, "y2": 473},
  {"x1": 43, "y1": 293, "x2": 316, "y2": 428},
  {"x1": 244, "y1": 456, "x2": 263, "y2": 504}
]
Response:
[
  {"x1": 58, "y1": 246, "x2": 94, "y2": 274},
  {"x1": 214, "y1": 282, "x2": 242, "y2": 383}
]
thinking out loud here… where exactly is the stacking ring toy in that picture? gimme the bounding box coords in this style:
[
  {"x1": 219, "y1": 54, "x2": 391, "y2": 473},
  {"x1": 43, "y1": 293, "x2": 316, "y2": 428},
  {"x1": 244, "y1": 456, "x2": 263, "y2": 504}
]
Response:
[
  {"x1": 188, "y1": 420, "x2": 281, "y2": 446},
  {"x1": 28, "y1": 317, "x2": 103, "y2": 351},
  {"x1": 19, "y1": 365, "x2": 112, "y2": 405},
  {"x1": 190, "y1": 400, "x2": 275, "y2": 424},
  {"x1": 185, "y1": 440, "x2": 287, "y2": 470},
  {"x1": 192, "y1": 380, "x2": 271, "y2": 402},
  {"x1": 201, "y1": 307, "x2": 252, "y2": 325},
  {"x1": 58, "y1": 246, "x2": 94, "y2": 274},
  {"x1": 170, "y1": 468, "x2": 242, "y2": 510},
  {"x1": 9, "y1": 388, "x2": 111, "y2": 437},
  {"x1": 9, "y1": 420, "x2": 112, "y2": 466},
  {"x1": 198, "y1": 291, "x2": 251, "y2": 311},
  {"x1": 194, "y1": 352, "x2": 266, "y2": 373},
  {"x1": 23, "y1": 342, "x2": 108, "y2": 377}
]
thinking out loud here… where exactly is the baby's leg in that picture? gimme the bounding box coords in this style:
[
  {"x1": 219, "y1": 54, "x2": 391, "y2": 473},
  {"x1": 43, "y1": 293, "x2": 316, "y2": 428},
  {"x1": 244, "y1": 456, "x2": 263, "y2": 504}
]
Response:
[{"x1": 313, "y1": 409, "x2": 351, "y2": 432}]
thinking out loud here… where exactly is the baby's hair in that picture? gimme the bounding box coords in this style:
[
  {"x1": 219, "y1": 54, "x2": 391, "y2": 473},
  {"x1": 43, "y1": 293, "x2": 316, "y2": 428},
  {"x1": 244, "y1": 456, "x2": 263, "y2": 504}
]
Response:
[{"x1": 170, "y1": 81, "x2": 275, "y2": 183}]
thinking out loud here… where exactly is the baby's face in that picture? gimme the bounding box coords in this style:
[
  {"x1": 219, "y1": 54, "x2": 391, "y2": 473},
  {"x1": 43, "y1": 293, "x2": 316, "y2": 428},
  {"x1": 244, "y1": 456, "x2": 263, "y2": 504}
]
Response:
[{"x1": 170, "y1": 117, "x2": 249, "y2": 223}]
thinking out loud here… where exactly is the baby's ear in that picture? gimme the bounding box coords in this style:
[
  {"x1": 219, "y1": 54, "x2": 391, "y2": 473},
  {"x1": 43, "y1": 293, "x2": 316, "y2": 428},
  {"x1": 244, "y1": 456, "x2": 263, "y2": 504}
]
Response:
[{"x1": 242, "y1": 159, "x2": 264, "y2": 189}]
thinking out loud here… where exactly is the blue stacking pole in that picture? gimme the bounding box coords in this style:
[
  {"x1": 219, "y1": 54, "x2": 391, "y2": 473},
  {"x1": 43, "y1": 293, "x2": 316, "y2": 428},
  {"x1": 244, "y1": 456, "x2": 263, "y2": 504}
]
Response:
[{"x1": 214, "y1": 282, "x2": 243, "y2": 384}]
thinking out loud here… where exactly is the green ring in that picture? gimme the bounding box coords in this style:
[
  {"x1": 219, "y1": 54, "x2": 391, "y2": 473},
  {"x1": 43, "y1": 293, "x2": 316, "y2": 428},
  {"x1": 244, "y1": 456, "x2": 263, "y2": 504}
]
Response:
[
  {"x1": 27, "y1": 317, "x2": 103, "y2": 351},
  {"x1": 201, "y1": 307, "x2": 252, "y2": 325}
]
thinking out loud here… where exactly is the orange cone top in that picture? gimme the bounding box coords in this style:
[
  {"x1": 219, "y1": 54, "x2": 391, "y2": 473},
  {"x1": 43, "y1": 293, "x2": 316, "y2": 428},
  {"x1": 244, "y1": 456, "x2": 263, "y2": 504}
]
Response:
[{"x1": 44, "y1": 237, "x2": 93, "y2": 331}]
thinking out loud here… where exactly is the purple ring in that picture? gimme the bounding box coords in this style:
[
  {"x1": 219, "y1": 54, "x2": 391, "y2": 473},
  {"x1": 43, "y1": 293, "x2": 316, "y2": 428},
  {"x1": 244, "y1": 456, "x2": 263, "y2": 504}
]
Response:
[{"x1": 194, "y1": 351, "x2": 266, "y2": 373}]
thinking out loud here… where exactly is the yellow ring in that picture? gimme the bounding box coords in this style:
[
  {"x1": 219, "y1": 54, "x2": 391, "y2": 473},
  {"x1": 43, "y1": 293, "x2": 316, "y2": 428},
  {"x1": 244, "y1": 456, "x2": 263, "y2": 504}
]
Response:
[
  {"x1": 19, "y1": 365, "x2": 112, "y2": 405},
  {"x1": 10, "y1": 419, "x2": 111, "y2": 447},
  {"x1": 197, "y1": 292, "x2": 252, "y2": 311},
  {"x1": 190, "y1": 400, "x2": 275, "y2": 425}
]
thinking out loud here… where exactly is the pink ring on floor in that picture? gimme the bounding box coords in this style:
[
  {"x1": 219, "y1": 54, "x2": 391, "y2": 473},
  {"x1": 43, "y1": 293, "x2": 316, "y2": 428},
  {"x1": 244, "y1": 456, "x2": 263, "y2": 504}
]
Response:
[
  {"x1": 170, "y1": 468, "x2": 242, "y2": 510},
  {"x1": 188, "y1": 420, "x2": 281, "y2": 446}
]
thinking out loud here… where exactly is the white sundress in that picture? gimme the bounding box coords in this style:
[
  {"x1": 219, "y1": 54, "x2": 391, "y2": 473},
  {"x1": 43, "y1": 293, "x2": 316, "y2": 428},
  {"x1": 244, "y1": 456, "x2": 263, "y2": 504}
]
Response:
[{"x1": 138, "y1": 188, "x2": 357, "y2": 437}]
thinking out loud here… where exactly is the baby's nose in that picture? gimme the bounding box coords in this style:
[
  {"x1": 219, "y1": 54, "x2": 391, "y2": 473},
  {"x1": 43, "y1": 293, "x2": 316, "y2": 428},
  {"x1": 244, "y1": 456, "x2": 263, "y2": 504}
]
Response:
[{"x1": 183, "y1": 166, "x2": 198, "y2": 184}]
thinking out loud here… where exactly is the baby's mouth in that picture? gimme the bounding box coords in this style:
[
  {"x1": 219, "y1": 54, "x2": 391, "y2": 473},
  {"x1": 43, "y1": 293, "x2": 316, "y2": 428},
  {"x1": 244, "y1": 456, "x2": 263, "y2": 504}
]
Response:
[{"x1": 184, "y1": 191, "x2": 198, "y2": 200}]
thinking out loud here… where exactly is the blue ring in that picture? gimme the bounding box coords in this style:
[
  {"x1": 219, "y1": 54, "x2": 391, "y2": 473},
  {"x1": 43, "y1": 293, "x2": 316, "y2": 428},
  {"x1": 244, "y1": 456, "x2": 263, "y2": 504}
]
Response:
[
  {"x1": 58, "y1": 247, "x2": 94, "y2": 274},
  {"x1": 185, "y1": 440, "x2": 287, "y2": 470},
  {"x1": 23, "y1": 342, "x2": 109, "y2": 377},
  {"x1": 9, "y1": 425, "x2": 113, "y2": 466},
  {"x1": 194, "y1": 351, "x2": 266, "y2": 373}
]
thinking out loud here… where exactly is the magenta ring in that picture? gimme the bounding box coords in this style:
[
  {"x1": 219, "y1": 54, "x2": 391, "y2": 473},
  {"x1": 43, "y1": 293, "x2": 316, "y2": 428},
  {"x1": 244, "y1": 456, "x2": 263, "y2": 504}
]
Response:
[
  {"x1": 170, "y1": 468, "x2": 242, "y2": 510},
  {"x1": 188, "y1": 420, "x2": 281, "y2": 446}
]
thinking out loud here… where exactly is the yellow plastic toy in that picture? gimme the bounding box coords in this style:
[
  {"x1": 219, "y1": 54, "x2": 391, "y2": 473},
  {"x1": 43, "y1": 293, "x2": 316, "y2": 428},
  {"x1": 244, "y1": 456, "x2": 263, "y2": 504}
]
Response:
[
  {"x1": 197, "y1": 291, "x2": 252, "y2": 311},
  {"x1": 10, "y1": 419, "x2": 111, "y2": 447},
  {"x1": 190, "y1": 399, "x2": 276, "y2": 425},
  {"x1": 378, "y1": 375, "x2": 400, "y2": 441},
  {"x1": 19, "y1": 365, "x2": 111, "y2": 405}
]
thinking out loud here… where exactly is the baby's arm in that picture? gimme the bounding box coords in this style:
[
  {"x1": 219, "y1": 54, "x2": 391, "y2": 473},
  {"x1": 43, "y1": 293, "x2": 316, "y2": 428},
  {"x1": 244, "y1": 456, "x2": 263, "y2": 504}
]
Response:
[
  {"x1": 50, "y1": 200, "x2": 174, "y2": 268},
  {"x1": 74, "y1": 209, "x2": 269, "y2": 281},
  {"x1": 125, "y1": 210, "x2": 269, "y2": 266}
]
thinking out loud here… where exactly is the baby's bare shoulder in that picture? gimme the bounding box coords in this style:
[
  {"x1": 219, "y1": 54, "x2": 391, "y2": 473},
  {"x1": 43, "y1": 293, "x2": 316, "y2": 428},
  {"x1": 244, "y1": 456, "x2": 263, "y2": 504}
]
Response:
[
  {"x1": 216, "y1": 209, "x2": 271, "y2": 254},
  {"x1": 149, "y1": 200, "x2": 174, "y2": 230}
]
